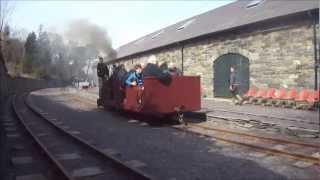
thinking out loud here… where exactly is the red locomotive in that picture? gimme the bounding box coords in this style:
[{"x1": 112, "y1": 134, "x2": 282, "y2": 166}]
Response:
[{"x1": 97, "y1": 64, "x2": 201, "y2": 123}]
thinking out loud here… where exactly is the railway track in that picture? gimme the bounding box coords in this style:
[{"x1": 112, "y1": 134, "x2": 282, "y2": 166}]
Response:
[
  {"x1": 175, "y1": 123, "x2": 320, "y2": 165},
  {"x1": 206, "y1": 107, "x2": 318, "y2": 126},
  {"x1": 1, "y1": 97, "x2": 67, "y2": 180},
  {"x1": 12, "y1": 93, "x2": 153, "y2": 180}
]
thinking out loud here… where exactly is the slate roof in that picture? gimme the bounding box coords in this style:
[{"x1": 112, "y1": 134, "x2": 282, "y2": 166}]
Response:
[{"x1": 115, "y1": 0, "x2": 318, "y2": 60}]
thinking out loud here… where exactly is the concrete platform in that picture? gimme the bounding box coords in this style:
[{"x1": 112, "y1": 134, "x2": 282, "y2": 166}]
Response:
[
  {"x1": 200, "y1": 99, "x2": 319, "y2": 137},
  {"x1": 202, "y1": 99, "x2": 318, "y2": 124}
]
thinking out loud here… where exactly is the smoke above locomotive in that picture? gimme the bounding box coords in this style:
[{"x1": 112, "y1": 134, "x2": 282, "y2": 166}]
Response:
[{"x1": 64, "y1": 19, "x2": 114, "y2": 58}]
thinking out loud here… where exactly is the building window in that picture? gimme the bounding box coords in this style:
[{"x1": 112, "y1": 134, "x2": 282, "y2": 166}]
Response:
[
  {"x1": 177, "y1": 19, "x2": 195, "y2": 31},
  {"x1": 246, "y1": 0, "x2": 264, "y2": 9}
]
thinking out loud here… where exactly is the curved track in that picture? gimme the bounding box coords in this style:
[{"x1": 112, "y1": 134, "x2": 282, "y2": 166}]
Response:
[{"x1": 13, "y1": 93, "x2": 154, "y2": 180}]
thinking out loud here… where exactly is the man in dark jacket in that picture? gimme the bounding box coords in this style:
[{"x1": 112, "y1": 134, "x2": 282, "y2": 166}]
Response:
[
  {"x1": 229, "y1": 66, "x2": 243, "y2": 105},
  {"x1": 97, "y1": 56, "x2": 109, "y2": 99}
]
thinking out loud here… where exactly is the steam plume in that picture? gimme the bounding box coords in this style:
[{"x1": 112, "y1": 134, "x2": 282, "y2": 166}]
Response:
[{"x1": 65, "y1": 19, "x2": 113, "y2": 56}]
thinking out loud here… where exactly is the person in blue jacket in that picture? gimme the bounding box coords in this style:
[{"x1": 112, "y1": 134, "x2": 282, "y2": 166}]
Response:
[
  {"x1": 125, "y1": 64, "x2": 144, "y2": 105},
  {"x1": 125, "y1": 64, "x2": 143, "y2": 87}
]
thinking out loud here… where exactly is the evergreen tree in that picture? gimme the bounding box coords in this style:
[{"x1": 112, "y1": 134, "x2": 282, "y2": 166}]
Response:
[
  {"x1": 37, "y1": 30, "x2": 52, "y2": 78},
  {"x1": 23, "y1": 32, "x2": 37, "y2": 73}
]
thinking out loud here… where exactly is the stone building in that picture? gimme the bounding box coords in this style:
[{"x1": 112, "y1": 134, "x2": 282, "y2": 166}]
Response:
[{"x1": 110, "y1": 0, "x2": 319, "y2": 98}]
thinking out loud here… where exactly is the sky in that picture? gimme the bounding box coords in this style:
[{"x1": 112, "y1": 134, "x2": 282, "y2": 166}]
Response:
[{"x1": 9, "y1": 0, "x2": 233, "y2": 48}]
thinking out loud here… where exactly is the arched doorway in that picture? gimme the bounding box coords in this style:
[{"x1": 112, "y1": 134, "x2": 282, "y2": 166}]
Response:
[{"x1": 213, "y1": 53, "x2": 249, "y2": 97}]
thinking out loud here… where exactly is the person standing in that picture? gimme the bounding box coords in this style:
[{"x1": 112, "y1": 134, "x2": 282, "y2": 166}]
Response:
[
  {"x1": 97, "y1": 56, "x2": 109, "y2": 99},
  {"x1": 229, "y1": 66, "x2": 243, "y2": 105}
]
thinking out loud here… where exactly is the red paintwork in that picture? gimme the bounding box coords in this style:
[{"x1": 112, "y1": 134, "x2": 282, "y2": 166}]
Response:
[
  {"x1": 254, "y1": 89, "x2": 267, "y2": 98},
  {"x1": 274, "y1": 89, "x2": 286, "y2": 99},
  {"x1": 263, "y1": 88, "x2": 276, "y2": 99},
  {"x1": 243, "y1": 87, "x2": 257, "y2": 98},
  {"x1": 102, "y1": 76, "x2": 201, "y2": 117},
  {"x1": 284, "y1": 89, "x2": 297, "y2": 100},
  {"x1": 295, "y1": 89, "x2": 310, "y2": 101},
  {"x1": 307, "y1": 90, "x2": 320, "y2": 103}
]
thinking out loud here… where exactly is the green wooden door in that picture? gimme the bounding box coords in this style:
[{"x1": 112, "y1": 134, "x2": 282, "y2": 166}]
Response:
[{"x1": 213, "y1": 53, "x2": 249, "y2": 97}]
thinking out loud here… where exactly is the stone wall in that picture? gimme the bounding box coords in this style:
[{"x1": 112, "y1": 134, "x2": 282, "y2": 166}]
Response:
[
  {"x1": 115, "y1": 19, "x2": 318, "y2": 98},
  {"x1": 1, "y1": 58, "x2": 49, "y2": 104},
  {"x1": 116, "y1": 46, "x2": 182, "y2": 71}
]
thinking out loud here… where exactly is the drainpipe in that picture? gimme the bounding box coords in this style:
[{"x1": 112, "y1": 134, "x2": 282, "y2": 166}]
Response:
[
  {"x1": 310, "y1": 11, "x2": 319, "y2": 90},
  {"x1": 309, "y1": 11, "x2": 320, "y2": 135},
  {"x1": 312, "y1": 15, "x2": 319, "y2": 91},
  {"x1": 181, "y1": 44, "x2": 184, "y2": 75}
]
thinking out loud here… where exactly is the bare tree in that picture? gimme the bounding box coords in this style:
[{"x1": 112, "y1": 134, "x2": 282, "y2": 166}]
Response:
[
  {"x1": 0, "y1": 0, "x2": 15, "y2": 72},
  {"x1": 3, "y1": 35, "x2": 24, "y2": 76},
  {"x1": 0, "y1": 0, "x2": 15, "y2": 34}
]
